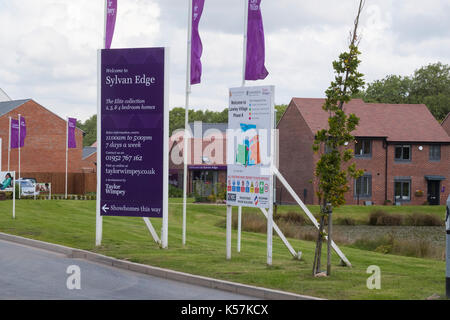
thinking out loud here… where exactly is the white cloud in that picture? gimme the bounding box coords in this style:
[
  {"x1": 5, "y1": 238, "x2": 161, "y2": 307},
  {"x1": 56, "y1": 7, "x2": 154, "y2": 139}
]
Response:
[{"x1": 0, "y1": 0, "x2": 449, "y2": 121}]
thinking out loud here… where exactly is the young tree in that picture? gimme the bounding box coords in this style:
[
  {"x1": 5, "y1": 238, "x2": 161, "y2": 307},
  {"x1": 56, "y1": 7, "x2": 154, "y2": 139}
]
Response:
[{"x1": 312, "y1": 0, "x2": 365, "y2": 276}]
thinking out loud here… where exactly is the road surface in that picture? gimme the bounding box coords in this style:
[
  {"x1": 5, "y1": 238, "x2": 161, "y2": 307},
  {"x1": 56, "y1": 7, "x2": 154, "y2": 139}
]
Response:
[{"x1": 0, "y1": 239, "x2": 255, "y2": 300}]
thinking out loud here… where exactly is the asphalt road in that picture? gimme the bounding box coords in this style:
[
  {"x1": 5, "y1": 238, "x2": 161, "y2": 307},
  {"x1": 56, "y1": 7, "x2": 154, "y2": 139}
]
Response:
[{"x1": 0, "y1": 239, "x2": 255, "y2": 300}]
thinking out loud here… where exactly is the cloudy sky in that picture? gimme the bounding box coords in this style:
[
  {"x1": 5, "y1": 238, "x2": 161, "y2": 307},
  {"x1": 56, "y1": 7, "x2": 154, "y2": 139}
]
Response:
[{"x1": 0, "y1": 0, "x2": 449, "y2": 121}]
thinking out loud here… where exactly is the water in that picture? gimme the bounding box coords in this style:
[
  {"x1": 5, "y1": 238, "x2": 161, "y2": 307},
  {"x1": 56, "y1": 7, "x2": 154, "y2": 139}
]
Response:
[{"x1": 298, "y1": 225, "x2": 445, "y2": 247}]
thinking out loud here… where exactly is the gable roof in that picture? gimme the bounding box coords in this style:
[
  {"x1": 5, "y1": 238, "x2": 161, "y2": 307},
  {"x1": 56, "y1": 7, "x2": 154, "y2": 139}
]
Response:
[
  {"x1": 0, "y1": 99, "x2": 31, "y2": 117},
  {"x1": 289, "y1": 98, "x2": 450, "y2": 143},
  {"x1": 0, "y1": 99, "x2": 85, "y2": 134},
  {"x1": 442, "y1": 112, "x2": 450, "y2": 137},
  {"x1": 82, "y1": 146, "x2": 97, "y2": 159}
]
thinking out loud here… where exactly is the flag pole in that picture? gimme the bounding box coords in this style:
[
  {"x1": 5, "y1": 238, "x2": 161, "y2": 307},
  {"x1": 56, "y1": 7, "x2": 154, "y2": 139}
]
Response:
[
  {"x1": 236, "y1": 0, "x2": 249, "y2": 253},
  {"x1": 65, "y1": 117, "x2": 68, "y2": 199},
  {"x1": 18, "y1": 114, "x2": 21, "y2": 199},
  {"x1": 182, "y1": 0, "x2": 193, "y2": 247},
  {"x1": 8, "y1": 117, "x2": 11, "y2": 172},
  {"x1": 242, "y1": 0, "x2": 249, "y2": 87},
  {"x1": 103, "y1": 0, "x2": 107, "y2": 48},
  {"x1": 96, "y1": 0, "x2": 107, "y2": 246}
]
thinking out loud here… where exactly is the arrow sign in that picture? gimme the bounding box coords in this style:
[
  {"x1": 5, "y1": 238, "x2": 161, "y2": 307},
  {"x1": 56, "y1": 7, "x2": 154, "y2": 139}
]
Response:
[{"x1": 102, "y1": 204, "x2": 110, "y2": 213}]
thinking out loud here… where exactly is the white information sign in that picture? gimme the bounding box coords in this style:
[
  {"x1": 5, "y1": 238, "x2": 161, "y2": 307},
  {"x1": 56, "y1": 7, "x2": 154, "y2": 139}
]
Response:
[{"x1": 226, "y1": 86, "x2": 274, "y2": 208}]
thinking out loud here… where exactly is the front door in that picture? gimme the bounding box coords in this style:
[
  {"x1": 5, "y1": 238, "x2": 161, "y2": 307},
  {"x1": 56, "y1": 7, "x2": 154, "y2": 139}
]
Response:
[{"x1": 427, "y1": 180, "x2": 440, "y2": 205}]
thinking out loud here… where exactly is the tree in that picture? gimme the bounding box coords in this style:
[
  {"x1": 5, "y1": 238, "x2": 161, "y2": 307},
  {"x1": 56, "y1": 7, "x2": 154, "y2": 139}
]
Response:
[
  {"x1": 361, "y1": 75, "x2": 412, "y2": 104},
  {"x1": 275, "y1": 104, "x2": 288, "y2": 124},
  {"x1": 79, "y1": 104, "x2": 289, "y2": 146},
  {"x1": 409, "y1": 62, "x2": 450, "y2": 120},
  {"x1": 358, "y1": 62, "x2": 450, "y2": 121},
  {"x1": 77, "y1": 115, "x2": 97, "y2": 147},
  {"x1": 312, "y1": 0, "x2": 365, "y2": 276}
]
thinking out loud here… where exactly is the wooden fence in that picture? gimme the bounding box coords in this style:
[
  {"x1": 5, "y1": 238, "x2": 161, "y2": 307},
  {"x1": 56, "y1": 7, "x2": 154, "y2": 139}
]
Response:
[{"x1": 20, "y1": 172, "x2": 97, "y2": 195}]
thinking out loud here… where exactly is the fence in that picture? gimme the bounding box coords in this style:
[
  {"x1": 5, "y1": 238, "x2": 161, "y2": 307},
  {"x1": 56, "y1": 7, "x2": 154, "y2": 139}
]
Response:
[
  {"x1": 192, "y1": 180, "x2": 226, "y2": 202},
  {"x1": 20, "y1": 172, "x2": 97, "y2": 195}
]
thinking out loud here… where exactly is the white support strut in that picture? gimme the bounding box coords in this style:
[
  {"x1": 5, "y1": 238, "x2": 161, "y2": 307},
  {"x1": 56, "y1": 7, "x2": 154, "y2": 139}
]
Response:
[
  {"x1": 273, "y1": 166, "x2": 352, "y2": 267},
  {"x1": 143, "y1": 217, "x2": 161, "y2": 244},
  {"x1": 226, "y1": 205, "x2": 232, "y2": 260},
  {"x1": 259, "y1": 207, "x2": 297, "y2": 258}
]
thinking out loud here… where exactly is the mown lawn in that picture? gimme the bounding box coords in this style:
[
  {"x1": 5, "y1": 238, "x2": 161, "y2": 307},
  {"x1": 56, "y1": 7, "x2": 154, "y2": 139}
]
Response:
[{"x1": 0, "y1": 199, "x2": 446, "y2": 300}]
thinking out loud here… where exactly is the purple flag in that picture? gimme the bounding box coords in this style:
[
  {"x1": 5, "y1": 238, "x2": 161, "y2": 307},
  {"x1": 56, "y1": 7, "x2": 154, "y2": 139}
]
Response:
[
  {"x1": 190, "y1": 0, "x2": 205, "y2": 85},
  {"x1": 19, "y1": 116, "x2": 26, "y2": 148},
  {"x1": 105, "y1": 0, "x2": 117, "y2": 49},
  {"x1": 10, "y1": 119, "x2": 19, "y2": 149},
  {"x1": 67, "y1": 117, "x2": 77, "y2": 149},
  {"x1": 245, "y1": 0, "x2": 269, "y2": 80}
]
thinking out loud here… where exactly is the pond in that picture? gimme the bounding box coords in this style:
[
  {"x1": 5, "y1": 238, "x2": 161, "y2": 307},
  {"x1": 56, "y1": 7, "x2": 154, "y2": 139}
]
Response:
[{"x1": 298, "y1": 225, "x2": 445, "y2": 247}]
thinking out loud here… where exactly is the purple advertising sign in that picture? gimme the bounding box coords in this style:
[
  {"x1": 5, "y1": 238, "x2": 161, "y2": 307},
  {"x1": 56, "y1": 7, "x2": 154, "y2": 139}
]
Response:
[
  {"x1": 10, "y1": 119, "x2": 19, "y2": 149},
  {"x1": 100, "y1": 47, "x2": 166, "y2": 218},
  {"x1": 19, "y1": 116, "x2": 26, "y2": 148},
  {"x1": 67, "y1": 117, "x2": 77, "y2": 149},
  {"x1": 105, "y1": 0, "x2": 117, "y2": 49}
]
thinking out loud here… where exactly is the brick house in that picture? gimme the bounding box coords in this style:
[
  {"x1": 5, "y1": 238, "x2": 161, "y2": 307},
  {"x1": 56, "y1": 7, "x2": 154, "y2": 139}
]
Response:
[
  {"x1": 169, "y1": 122, "x2": 227, "y2": 195},
  {"x1": 81, "y1": 145, "x2": 97, "y2": 173},
  {"x1": 443, "y1": 113, "x2": 450, "y2": 137},
  {"x1": 276, "y1": 98, "x2": 450, "y2": 206},
  {"x1": 0, "y1": 99, "x2": 84, "y2": 173}
]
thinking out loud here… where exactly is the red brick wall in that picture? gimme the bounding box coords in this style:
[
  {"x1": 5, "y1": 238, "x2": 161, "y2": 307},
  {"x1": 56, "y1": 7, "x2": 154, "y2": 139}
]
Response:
[
  {"x1": 81, "y1": 153, "x2": 97, "y2": 173},
  {"x1": 276, "y1": 102, "x2": 316, "y2": 204},
  {"x1": 385, "y1": 143, "x2": 449, "y2": 205},
  {"x1": 0, "y1": 100, "x2": 83, "y2": 173},
  {"x1": 277, "y1": 104, "x2": 450, "y2": 206},
  {"x1": 344, "y1": 139, "x2": 387, "y2": 205}
]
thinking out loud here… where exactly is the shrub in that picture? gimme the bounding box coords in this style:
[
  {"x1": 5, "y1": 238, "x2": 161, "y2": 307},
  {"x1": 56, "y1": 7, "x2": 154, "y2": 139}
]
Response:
[
  {"x1": 207, "y1": 194, "x2": 216, "y2": 203},
  {"x1": 169, "y1": 185, "x2": 183, "y2": 198},
  {"x1": 368, "y1": 210, "x2": 385, "y2": 225},
  {"x1": 380, "y1": 214, "x2": 403, "y2": 226},
  {"x1": 406, "y1": 212, "x2": 443, "y2": 226},
  {"x1": 335, "y1": 217, "x2": 356, "y2": 225},
  {"x1": 216, "y1": 187, "x2": 227, "y2": 201},
  {"x1": 375, "y1": 244, "x2": 392, "y2": 254},
  {"x1": 278, "y1": 211, "x2": 305, "y2": 225},
  {"x1": 368, "y1": 210, "x2": 403, "y2": 226}
]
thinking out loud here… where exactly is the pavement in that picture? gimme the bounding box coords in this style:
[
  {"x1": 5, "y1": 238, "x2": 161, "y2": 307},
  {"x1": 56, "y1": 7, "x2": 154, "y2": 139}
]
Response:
[
  {"x1": 0, "y1": 239, "x2": 255, "y2": 300},
  {"x1": 0, "y1": 233, "x2": 320, "y2": 300}
]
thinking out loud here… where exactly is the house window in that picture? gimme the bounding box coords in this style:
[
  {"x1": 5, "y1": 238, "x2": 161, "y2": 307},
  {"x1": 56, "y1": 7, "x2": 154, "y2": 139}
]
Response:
[
  {"x1": 394, "y1": 179, "x2": 411, "y2": 201},
  {"x1": 355, "y1": 139, "x2": 371, "y2": 158},
  {"x1": 394, "y1": 145, "x2": 411, "y2": 161},
  {"x1": 429, "y1": 145, "x2": 441, "y2": 161},
  {"x1": 354, "y1": 174, "x2": 372, "y2": 198}
]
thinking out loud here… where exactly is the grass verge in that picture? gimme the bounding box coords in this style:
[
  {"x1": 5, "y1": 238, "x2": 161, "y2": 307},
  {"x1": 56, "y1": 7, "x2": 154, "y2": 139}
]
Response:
[{"x1": 0, "y1": 199, "x2": 446, "y2": 300}]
